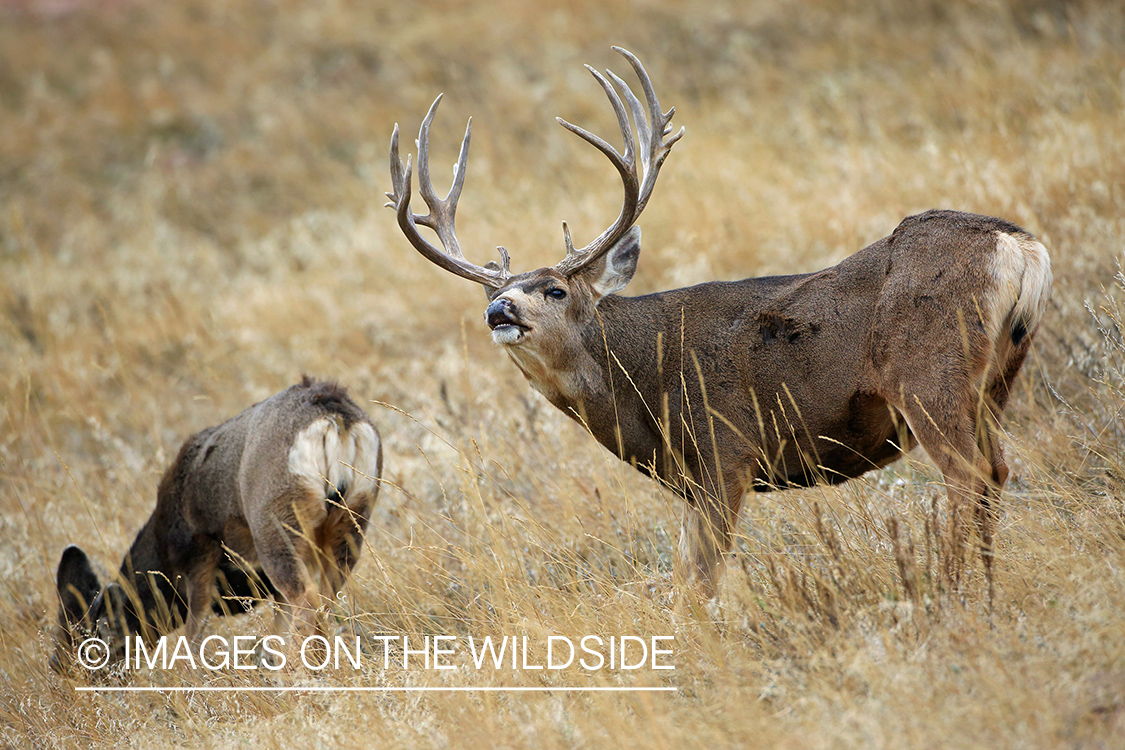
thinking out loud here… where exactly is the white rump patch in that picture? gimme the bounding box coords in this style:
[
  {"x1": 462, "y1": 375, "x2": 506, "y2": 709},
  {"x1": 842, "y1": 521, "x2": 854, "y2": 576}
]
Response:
[
  {"x1": 288, "y1": 418, "x2": 332, "y2": 493},
  {"x1": 991, "y1": 232, "x2": 1052, "y2": 341},
  {"x1": 346, "y1": 422, "x2": 381, "y2": 499},
  {"x1": 288, "y1": 418, "x2": 381, "y2": 505}
]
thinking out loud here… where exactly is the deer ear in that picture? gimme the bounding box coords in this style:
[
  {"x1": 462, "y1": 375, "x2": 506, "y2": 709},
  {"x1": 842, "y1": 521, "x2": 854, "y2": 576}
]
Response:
[
  {"x1": 580, "y1": 226, "x2": 642, "y2": 301},
  {"x1": 56, "y1": 545, "x2": 102, "y2": 627}
]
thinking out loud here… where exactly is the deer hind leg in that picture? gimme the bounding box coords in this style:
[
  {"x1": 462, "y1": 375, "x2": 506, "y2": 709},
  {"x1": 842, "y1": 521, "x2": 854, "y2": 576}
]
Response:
[
  {"x1": 971, "y1": 347, "x2": 1025, "y2": 607},
  {"x1": 250, "y1": 487, "x2": 328, "y2": 641},
  {"x1": 899, "y1": 395, "x2": 998, "y2": 602},
  {"x1": 318, "y1": 494, "x2": 374, "y2": 598},
  {"x1": 954, "y1": 332, "x2": 1027, "y2": 607},
  {"x1": 675, "y1": 482, "x2": 745, "y2": 605},
  {"x1": 973, "y1": 414, "x2": 1010, "y2": 609}
]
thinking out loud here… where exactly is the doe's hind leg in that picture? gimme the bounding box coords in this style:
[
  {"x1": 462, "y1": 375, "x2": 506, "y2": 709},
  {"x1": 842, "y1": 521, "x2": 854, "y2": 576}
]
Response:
[
  {"x1": 250, "y1": 487, "x2": 328, "y2": 642},
  {"x1": 972, "y1": 409, "x2": 1011, "y2": 608},
  {"x1": 318, "y1": 494, "x2": 375, "y2": 598}
]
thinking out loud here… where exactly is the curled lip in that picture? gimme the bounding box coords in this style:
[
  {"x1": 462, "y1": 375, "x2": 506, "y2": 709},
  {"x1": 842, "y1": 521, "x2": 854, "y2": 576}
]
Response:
[{"x1": 487, "y1": 307, "x2": 529, "y2": 332}]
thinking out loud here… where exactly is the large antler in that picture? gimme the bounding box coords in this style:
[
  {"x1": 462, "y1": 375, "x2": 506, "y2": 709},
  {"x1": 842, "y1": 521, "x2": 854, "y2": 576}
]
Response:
[
  {"x1": 554, "y1": 46, "x2": 684, "y2": 276},
  {"x1": 387, "y1": 95, "x2": 512, "y2": 289}
]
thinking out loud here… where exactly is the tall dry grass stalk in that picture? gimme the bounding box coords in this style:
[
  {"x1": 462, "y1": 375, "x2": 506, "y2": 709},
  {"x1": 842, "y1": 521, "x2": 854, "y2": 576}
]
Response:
[{"x1": 2, "y1": 0, "x2": 1123, "y2": 746}]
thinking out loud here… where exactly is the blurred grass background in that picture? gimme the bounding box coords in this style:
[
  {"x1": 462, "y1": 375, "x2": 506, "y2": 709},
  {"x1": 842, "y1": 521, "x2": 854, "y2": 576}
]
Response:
[{"x1": 1, "y1": 0, "x2": 1123, "y2": 747}]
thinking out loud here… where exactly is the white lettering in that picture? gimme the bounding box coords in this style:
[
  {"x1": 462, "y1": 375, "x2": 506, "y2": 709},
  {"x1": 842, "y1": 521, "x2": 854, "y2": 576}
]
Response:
[
  {"x1": 547, "y1": 636, "x2": 574, "y2": 670},
  {"x1": 579, "y1": 635, "x2": 605, "y2": 670},
  {"x1": 467, "y1": 636, "x2": 509, "y2": 669}
]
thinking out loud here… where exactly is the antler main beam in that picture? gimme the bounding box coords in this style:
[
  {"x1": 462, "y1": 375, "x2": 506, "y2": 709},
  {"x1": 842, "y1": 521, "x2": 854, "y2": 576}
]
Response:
[{"x1": 554, "y1": 46, "x2": 684, "y2": 276}]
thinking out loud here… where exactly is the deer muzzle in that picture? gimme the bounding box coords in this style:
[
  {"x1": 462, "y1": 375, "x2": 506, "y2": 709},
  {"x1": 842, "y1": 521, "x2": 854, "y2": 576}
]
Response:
[{"x1": 486, "y1": 298, "x2": 529, "y2": 345}]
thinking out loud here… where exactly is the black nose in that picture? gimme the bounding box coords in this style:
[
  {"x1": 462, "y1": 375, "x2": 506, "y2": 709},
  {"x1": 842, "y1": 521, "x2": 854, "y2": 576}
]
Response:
[{"x1": 485, "y1": 298, "x2": 515, "y2": 329}]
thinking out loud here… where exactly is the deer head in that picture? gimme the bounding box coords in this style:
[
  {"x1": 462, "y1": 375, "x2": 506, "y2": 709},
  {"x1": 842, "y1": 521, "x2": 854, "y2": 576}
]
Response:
[
  {"x1": 51, "y1": 545, "x2": 134, "y2": 671},
  {"x1": 386, "y1": 47, "x2": 682, "y2": 383}
]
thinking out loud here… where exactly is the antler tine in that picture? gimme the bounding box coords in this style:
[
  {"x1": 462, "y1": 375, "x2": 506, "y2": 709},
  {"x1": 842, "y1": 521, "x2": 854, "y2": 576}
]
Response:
[
  {"x1": 555, "y1": 65, "x2": 641, "y2": 272},
  {"x1": 386, "y1": 122, "x2": 408, "y2": 207},
  {"x1": 556, "y1": 65, "x2": 636, "y2": 178},
  {"x1": 607, "y1": 69, "x2": 650, "y2": 170},
  {"x1": 415, "y1": 96, "x2": 467, "y2": 259},
  {"x1": 611, "y1": 46, "x2": 685, "y2": 213},
  {"x1": 553, "y1": 48, "x2": 682, "y2": 277},
  {"x1": 386, "y1": 95, "x2": 511, "y2": 288}
]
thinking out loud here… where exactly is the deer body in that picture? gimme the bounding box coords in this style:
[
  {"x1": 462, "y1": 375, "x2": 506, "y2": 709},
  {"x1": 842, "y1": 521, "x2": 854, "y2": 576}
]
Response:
[
  {"x1": 515, "y1": 210, "x2": 1045, "y2": 491},
  {"x1": 387, "y1": 48, "x2": 1051, "y2": 602},
  {"x1": 53, "y1": 378, "x2": 382, "y2": 669},
  {"x1": 490, "y1": 211, "x2": 1050, "y2": 597}
]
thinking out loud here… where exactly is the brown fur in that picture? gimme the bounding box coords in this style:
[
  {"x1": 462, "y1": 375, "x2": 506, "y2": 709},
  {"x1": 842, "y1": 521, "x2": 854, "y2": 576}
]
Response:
[
  {"x1": 51, "y1": 379, "x2": 382, "y2": 670},
  {"x1": 468, "y1": 212, "x2": 1049, "y2": 603}
]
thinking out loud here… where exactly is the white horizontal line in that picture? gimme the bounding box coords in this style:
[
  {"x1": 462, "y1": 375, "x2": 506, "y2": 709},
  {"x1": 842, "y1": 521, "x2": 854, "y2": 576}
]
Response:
[{"x1": 76, "y1": 686, "x2": 676, "y2": 693}]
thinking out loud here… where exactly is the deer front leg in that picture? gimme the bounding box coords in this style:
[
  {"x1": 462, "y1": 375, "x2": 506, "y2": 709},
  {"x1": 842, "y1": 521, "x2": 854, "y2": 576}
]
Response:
[
  {"x1": 183, "y1": 543, "x2": 221, "y2": 648},
  {"x1": 674, "y1": 487, "x2": 743, "y2": 606}
]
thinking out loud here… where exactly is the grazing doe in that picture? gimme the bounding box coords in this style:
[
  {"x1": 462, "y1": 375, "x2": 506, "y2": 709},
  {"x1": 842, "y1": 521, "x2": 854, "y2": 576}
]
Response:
[
  {"x1": 386, "y1": 47, "x2": 1051, "y2": 603},
  {"x1": 51, "y1": 377, "x2": 382, "y2": 670}
]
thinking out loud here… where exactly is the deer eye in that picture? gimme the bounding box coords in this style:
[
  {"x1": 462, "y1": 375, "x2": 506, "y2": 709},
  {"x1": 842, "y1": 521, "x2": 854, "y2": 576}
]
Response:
[{"x1": 546, "y1": 287, "x2": 567, "y2": 300}]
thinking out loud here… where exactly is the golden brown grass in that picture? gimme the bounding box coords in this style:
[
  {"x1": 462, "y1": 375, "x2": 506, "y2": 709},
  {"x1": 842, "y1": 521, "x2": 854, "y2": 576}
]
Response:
[{"x1": 2, "y1": 0, "x2": 1124, "y2": 746}]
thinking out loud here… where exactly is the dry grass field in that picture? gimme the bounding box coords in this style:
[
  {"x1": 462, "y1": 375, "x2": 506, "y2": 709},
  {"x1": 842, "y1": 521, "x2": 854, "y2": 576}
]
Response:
[{"x1": 1, "y1": 0, "x2": 1123, "y2": 746}]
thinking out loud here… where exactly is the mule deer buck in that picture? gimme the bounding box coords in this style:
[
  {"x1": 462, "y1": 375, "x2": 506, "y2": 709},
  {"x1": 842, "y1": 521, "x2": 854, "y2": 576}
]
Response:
[
  {"x1": 386, "y1": 47, "x2": 1051, "y2": 604},
  {"x1": 51, "y1": 377, "x2": 382, "y2": 670}
]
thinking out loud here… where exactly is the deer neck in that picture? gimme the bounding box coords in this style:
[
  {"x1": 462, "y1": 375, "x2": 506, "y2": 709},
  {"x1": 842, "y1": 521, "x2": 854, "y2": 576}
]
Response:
[
  {"x1": 503, "y1": 337, "x2": 604, "y2": 410},
  {"x1": 116, "y1": 516, "x2": 179, "y2": 636},
  {"x1": 505, "y1": 297, "x2": 661, "y2": 466}
]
